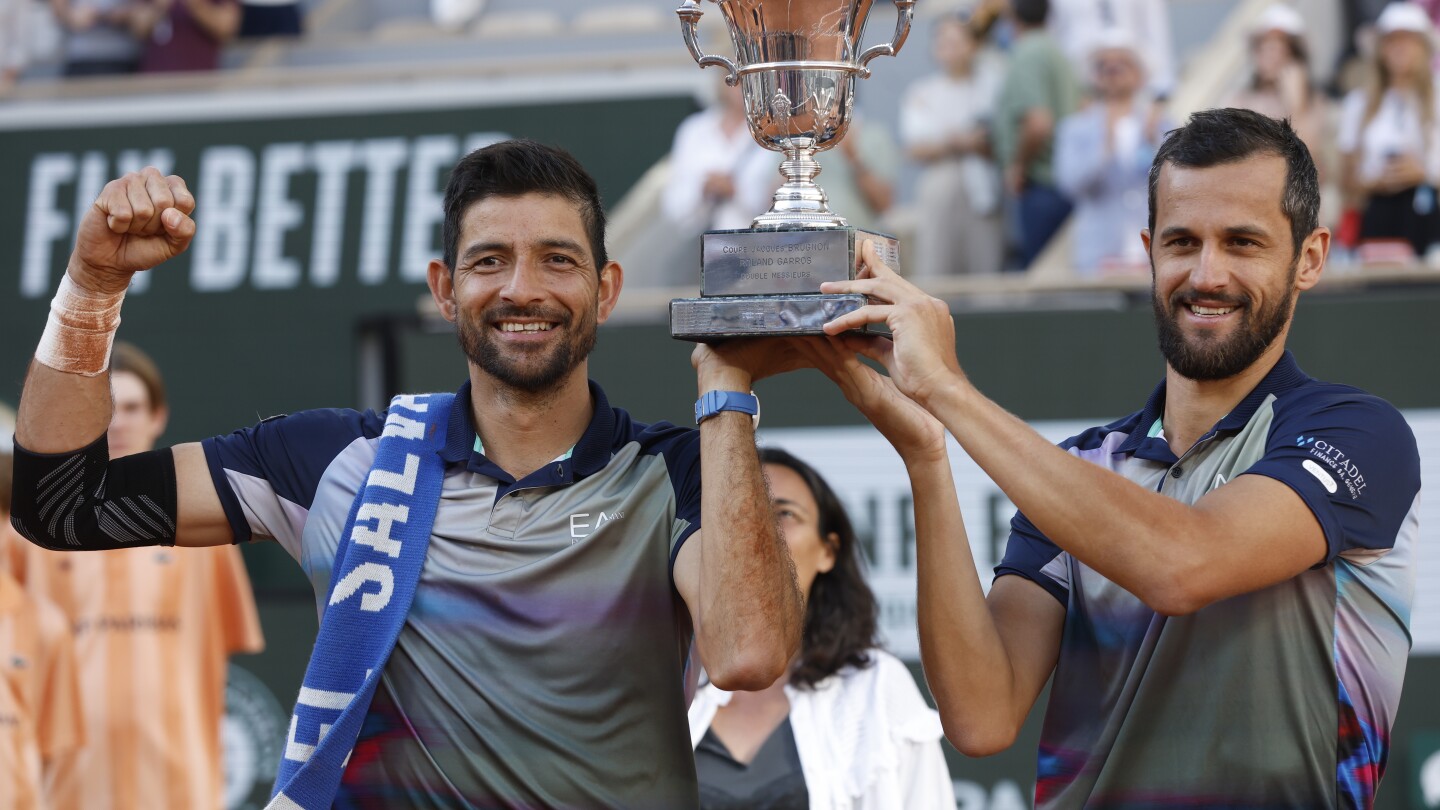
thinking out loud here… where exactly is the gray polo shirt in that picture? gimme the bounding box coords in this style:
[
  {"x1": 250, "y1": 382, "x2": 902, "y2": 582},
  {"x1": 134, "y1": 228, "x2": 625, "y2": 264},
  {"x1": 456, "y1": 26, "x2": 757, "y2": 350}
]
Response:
[
  {"x1": 204, "y1": 380, "x2": 703, "y2": 809},
  {"x1": 998, "y1": 352, "x2": 1420, "y2": 808}
]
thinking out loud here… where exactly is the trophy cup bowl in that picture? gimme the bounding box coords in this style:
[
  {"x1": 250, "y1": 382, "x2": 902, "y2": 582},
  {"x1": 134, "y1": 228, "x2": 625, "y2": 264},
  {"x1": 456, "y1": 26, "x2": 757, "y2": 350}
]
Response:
[{"x1": 669, "y1": 0, "x2": 914, "y2": 340}]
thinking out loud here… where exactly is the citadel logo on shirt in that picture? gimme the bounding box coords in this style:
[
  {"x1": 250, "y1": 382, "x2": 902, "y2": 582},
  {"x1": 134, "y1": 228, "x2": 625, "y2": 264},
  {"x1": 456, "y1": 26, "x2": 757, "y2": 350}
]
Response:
[{"x1": 1297, "y1": 436, "x2": 1367, "y2": 499}]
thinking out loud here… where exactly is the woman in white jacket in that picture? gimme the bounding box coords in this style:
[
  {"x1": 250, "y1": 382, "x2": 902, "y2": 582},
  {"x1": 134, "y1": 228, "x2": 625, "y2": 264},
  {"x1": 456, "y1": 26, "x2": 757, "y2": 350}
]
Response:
[{"x1": 688, "y1": 447, "x2": 956, "y2": 810}]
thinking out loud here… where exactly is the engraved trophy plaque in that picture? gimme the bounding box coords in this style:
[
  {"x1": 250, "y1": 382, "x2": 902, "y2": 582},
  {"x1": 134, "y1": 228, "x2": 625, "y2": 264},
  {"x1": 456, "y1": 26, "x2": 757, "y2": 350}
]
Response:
[{"x1": 669, "y1": 0, "x2": 914, "y2": 340}]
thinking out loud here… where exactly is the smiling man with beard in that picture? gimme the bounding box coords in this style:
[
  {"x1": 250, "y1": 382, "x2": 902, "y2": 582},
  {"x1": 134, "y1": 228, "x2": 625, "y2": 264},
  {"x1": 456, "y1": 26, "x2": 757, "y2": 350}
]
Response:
[
  {"x1": 9, "y1": 139, "x2": 805, "y2": 809},
  {"x1": 805, "y1": 108, "x2": 1421, "y2": 808}
]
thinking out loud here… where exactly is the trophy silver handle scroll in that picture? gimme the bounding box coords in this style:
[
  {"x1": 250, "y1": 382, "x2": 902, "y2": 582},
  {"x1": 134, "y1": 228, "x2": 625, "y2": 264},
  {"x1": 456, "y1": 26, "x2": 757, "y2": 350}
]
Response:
[
  {"x1": 676, "y1": 0, "x2": 740, "y2": 86},
  {"x1": 857, "y1": 0, "x2": 916, "y2": 78}
]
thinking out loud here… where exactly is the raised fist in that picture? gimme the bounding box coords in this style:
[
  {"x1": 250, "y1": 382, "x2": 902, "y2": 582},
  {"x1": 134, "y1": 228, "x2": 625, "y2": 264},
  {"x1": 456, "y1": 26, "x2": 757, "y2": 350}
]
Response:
[{"x1": 71, "y1": 168, "x2": 196, "y2": 295}]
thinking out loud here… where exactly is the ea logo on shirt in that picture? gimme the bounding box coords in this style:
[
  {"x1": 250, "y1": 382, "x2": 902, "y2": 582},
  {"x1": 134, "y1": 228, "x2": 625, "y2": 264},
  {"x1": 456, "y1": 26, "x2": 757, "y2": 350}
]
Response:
[{"x1": 569, "y1": 510, "x2": 626, "y2": 543}]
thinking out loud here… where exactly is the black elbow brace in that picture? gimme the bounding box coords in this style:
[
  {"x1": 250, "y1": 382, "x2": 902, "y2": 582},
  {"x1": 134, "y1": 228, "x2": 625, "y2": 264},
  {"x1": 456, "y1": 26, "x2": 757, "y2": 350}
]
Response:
[{"x1": 10, "y1": 434, "x2": 178, "y2": 551}]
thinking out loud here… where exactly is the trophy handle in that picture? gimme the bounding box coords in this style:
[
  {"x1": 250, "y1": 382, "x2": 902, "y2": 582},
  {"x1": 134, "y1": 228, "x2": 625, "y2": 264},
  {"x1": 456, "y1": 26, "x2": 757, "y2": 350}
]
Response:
[
  {"x1": 857, "y1": 0, "x2": 916, "y2": 78},
  {"x1": 676, "y1": 0, "x2": 740, "y2": 86}
]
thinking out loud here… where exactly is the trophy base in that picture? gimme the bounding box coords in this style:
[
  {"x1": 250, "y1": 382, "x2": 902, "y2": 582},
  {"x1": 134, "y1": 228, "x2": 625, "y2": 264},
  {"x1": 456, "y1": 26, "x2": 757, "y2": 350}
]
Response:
[
  {"x1": 669, "y1": 294, "x2": 868, "y2": 342},
  {"x1": 698, "y1": 227, "x2": 900, "y2": 298}
]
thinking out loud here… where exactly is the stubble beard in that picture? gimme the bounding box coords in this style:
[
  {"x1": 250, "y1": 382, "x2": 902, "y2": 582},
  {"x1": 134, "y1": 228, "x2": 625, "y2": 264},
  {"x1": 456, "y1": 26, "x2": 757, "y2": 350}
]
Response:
[
  {"x1": 456, "y1": 302, "x2": 598, "y2": 396},
  {"x1": 1151, "y1": 259, "x2": 1297, "y2": 382}
]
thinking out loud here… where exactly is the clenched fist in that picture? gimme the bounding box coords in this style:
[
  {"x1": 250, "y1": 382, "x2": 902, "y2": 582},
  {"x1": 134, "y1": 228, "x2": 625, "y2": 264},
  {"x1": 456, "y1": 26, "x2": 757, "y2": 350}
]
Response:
[{"x1": 71, "y1": 168, "x2": 196, "y2": 295}]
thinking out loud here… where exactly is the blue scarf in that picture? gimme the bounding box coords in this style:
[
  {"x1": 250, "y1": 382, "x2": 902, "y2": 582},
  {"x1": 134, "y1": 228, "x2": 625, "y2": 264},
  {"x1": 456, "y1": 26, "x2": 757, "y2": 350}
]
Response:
[{"x1": 268, "y1": 393, "x2": 454, "y2": 810}]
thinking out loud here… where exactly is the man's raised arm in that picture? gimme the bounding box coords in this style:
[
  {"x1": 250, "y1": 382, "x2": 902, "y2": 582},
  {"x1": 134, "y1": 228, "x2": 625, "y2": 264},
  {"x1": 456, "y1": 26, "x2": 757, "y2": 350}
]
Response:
[
  {"x1": 12, "y1": 169, "x2": 234, "y2": 549},
  {"x1": 673, "y1": 342, "x2": 806, "y2": 692}
]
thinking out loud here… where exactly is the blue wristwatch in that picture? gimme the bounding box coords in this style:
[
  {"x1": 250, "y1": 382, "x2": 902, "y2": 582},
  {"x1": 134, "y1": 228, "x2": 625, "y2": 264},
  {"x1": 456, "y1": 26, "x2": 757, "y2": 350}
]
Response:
[{"x1": 695, "y1": 390, "x2": 760, "y2": 426}]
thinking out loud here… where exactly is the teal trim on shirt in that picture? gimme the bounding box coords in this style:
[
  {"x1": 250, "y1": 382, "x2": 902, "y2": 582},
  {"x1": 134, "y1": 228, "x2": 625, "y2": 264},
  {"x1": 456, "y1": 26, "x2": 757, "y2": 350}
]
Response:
[{"x1": 474, "y1": 434, "x2": 574, "y2": 462}]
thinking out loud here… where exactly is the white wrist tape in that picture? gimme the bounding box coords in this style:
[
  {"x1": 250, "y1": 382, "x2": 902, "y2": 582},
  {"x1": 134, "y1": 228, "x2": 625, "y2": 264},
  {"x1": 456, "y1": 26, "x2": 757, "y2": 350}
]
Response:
[{"x1": 35, "y1": 274, "x2": 126, "y2": 377}]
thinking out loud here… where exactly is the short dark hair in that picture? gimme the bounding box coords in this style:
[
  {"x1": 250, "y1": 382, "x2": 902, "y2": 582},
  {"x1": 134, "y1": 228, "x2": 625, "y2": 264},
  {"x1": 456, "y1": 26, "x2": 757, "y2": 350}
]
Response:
[
  {"x1": 110, "y1": 342, "x2": 166, "y2": 413},
  {"x1": 759, "y1": 447, "x2": 880, "y2": 689},
  {"x1": 1011, "y1": 0, "x2": 1048, "y2": 26},
  {"x1": 1147, "y1": 108, "x2": 1319, "y2": 257},
  {"x1": 441, "y1": 139, "x2": 608, "y2": 272}
]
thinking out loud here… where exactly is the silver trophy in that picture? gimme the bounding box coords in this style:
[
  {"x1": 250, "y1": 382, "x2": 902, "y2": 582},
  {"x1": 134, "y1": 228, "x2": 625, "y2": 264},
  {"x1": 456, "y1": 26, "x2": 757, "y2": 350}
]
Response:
[{"x1": 669, "y1": 0, "x2": 914, "y2": 340}]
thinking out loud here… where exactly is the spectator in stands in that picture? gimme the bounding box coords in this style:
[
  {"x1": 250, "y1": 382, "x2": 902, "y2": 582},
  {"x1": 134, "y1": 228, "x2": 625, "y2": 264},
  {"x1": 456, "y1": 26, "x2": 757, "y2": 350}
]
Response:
[
  {"x1": 10, "y1": 342, "x2": 264, "y2": 810},
  {"x1": 1, "y1": 449, "x2": 86, "y2": 810},
  {"x1": 688, "y1": 447, "x2": 955, "y2": 810},
  {"x1": 132, "y1": 0, "x2": 241, "y2": 73},
  {"x1": 1337, "y1": 0, "x2": 1440, "y2": 261},
  {"x1": 815, "y1": 117, "x2": 900, "y2": 234},
  {"x1": 901, "y1": 11, "x2": 1004, "y2": 277},
  {"x1": 994, "y1": 0, "x2": 1080, "y2": 269},
  {"x1": 1055, "y1": 30, "x2": 1171, "y2": 276},
  {"x1": 0, "y1": 0, "x2": 27, "y2": 92},
  {"x1": 662, "y1": 77, "x2": 774, "y2": 235},
  {"x1": 1048, "y1": 0, "x2": 1175, "y2": 99},
  {"x1": 1227, "y1": 5, "x2": 1328, "y2": 171},
  {"x1": 50, "y1": 0, "x2": 141, "y2": 76},
  {"x1": 238, "y1": 0, "x2": 301, "y2": 37}
]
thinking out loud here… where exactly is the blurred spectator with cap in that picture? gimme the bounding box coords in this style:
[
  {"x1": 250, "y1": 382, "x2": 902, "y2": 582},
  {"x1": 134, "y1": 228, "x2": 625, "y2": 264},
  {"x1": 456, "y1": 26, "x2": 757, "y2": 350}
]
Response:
[
  {"x1": 1227, "y1": 4, "x2": 1328, "y2": 170},
  {"x1": 994, "y1": 0, "x2": 1081, "y2": 269},
  {"x1": 900, "y1": 11, "x2": 1004, "y2": 277},
  {"x1": 1055, "y1": 28, "x2": 1171, "y2": 276},
  {"x1": 1337, "y1": 0, "x2": 1440, "y2": 261},
  {"x1": 1048, "y1": 0, "x2": 1175, "y2": 99}
]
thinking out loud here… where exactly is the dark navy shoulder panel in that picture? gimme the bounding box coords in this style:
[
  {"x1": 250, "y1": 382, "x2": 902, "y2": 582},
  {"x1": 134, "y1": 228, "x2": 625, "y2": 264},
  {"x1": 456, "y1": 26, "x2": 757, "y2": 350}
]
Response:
[
  {"x1": 1245, "y1": 381, "x2": 1420, "y2": 560},
  {"x1": 1060, "y1": 410, "x2": 1145, "y2": 453},
  {"x1": 201, "y1": 408, "x2": 385, "y2": 542},
  {"x1": 610, "y1": 407, "x2": 702, "y2": 538},
  {"x1": 993, "y1": 415, "x2": 1141, "y2": 607},
  {"x1": 996, "y1": 510, "x2": 1068, "y2": 606}
]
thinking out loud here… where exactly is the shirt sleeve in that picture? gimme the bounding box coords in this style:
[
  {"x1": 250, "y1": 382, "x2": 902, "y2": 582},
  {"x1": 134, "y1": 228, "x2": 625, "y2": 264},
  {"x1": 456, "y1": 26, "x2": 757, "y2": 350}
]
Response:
[
  {"x1": 1241, "y1": 389, "x2": 1420, "y2": 564},
  {"x1": 995, "y1": 510, "x2": 1070, "y2": 606},
  {"x1": 200, "y1": 408, "x2": 382, "y2": 547},
  {"x1": 211, "y1": 545, "x2": 265, "y2": 656},
  {"x1": 644, "y1": 423, "x2": 703, "y2": 576}
]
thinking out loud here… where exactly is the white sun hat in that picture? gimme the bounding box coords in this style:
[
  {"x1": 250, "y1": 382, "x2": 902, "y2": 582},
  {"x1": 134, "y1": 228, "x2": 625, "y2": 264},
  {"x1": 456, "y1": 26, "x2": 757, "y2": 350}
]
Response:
[
  {"x1": 1252, "y1": 4, "x2": 1306, "y2": 37},
  {"x1": 1375, "y1": 1, "x2": 1437, "y2": 43}
]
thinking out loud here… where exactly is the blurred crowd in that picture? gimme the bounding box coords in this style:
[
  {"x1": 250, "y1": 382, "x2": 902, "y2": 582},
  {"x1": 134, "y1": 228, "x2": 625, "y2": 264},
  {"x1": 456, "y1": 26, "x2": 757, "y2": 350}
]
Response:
[
  {"x1": 4, "y1": 0, "x2": 1440, "y2": 276},
  {"x1": 662, "y1": 0, "x2": 1440, "y2": 278},
  {"x1": 0, "y1": 0, "x2": 302, "y2": 83}
]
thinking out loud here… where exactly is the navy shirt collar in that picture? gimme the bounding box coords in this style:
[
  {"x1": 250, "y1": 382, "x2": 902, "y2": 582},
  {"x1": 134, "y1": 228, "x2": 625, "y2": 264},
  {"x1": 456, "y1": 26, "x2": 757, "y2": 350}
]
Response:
[
  {"x1": 1119, "y1": 351, "x2": 1311, "y2": 460},
  {"x1": 440, "y1": 379, "x2": 616, "y2": 488}
]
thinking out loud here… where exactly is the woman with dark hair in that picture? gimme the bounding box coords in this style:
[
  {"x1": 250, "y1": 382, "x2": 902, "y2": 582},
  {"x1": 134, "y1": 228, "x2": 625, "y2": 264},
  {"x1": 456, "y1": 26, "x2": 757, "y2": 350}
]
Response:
[{"x1": 687, "y1": 447, "x2": 954, "y2": 809}]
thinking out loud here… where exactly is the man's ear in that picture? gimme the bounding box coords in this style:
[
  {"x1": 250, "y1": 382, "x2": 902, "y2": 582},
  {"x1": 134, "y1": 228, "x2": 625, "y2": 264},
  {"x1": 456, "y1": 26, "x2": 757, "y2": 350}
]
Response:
[
  {"x1": 427, "y1": 259, "x2": 458, "y2": 323},
  {"x1": 596, "y1": 260, "x2": 625, "y2": 325},
  {"x1": 1294, "y1": 227, "x2": 1330, "y2": 292}
]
